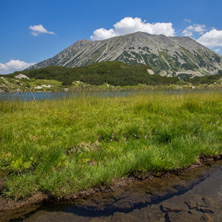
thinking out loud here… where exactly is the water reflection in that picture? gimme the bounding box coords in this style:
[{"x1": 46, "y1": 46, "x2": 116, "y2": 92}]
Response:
[{"x1": 17, "y1": 161, "x2": 222, "y2": 222}]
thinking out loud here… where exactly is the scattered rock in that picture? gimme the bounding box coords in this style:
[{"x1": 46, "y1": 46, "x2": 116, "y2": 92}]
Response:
[
  {"x1": 34, "y1": 85, "x2": 51, "y2": 90},
  {"x1": 15, "y1": 74, "x2": 29, "y2": 80},
  {"x1": 202, "y1": 197, "x2": 215, "y2": 207},
  {"x1": 41, "y1": 85, "x2": 51, "y2": 88},
  {"x1": 198, "y1": 207, "x2": 214, "y2": 214},
  {"x1": 161, "y1": 203, "x2": 184, "y2": 212},
  {"x1": 34, "y1": 86, "x2": 43, "y2": 89},
  {"x1": 201, "y1": 214, "x2": 213, "y2": 222},
  {"x1": 184, "y1": 200, "x2": 197, "y2": 209},
  {"x1": 147, "y1": 69, "x2": 154, "y2": 75}
]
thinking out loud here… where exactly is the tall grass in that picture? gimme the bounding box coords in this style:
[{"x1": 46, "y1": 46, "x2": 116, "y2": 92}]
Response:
[{"x1": 0, "y1": 92, "x2": 222, "y2": 199}]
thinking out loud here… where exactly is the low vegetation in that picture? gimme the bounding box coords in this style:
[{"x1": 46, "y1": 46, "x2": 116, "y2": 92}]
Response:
[
  {"x1": 0, "y1": 92, "x2": 222, "y2": 200},
  {"x1": 0, "y1": 77, "x2": 62, "y2": 93},
  {"x1": 1, "y1": 62, "x2": 221, "y2": 93},
  {"x1": 188, "y1": 73, "x2": 222, "y2": 85},
  {"x1": 6, "y1": 61, "x2": 179, "y2": 86}
]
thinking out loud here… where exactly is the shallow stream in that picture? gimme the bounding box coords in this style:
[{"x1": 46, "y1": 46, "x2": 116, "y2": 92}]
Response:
[{"x1": 4, "y1": 160, "x2": 222, "y2": 222}]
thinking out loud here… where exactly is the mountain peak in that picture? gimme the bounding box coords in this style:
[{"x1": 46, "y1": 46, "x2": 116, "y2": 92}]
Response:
[{"x1": 28, "y1": 32, "x2": 222, "y2": 77}]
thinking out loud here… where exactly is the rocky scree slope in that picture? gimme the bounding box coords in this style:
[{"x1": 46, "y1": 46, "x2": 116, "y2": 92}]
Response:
[{"x1": 28, "y1": 32, "x2": 222, "y2": 77}]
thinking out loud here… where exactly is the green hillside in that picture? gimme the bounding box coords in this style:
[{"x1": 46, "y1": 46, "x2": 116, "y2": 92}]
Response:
[
  {"x1": 188, "y1": 73, "x2": 222, "y2": 85},
  {"x1": 8, "y1": 61, "x2": 179, "y2": 86}
]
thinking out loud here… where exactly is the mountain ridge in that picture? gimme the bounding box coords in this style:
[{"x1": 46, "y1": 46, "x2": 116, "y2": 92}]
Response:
[{"x1": 28, "y1": 32, "x2": 222, "y2": 77}]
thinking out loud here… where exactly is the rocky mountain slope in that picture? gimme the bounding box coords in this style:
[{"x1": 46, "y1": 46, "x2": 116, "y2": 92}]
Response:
[{"x1": 28, "y1": 32, "x2": 222, "y2": 77}]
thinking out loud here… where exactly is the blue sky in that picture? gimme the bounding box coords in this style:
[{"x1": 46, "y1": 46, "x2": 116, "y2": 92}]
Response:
[{"x1": 1, "y1": 0, "x2": 222, "y2": 74}]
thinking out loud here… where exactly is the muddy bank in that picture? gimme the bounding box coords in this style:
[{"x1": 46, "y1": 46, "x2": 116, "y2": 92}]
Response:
[
  {"x1": 1, "y1": 157, "x2": 222, "y2": 221},
  {"x1": 0, "y1": 194, "x2": 46, "y2": 222},
  {"x1": 23, "y1": 160, "x2": 222, "y2": 222}
]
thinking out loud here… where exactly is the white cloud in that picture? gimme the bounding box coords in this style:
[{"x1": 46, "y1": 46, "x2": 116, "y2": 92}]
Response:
[
  {"x1": 182, "y1": 29, "x2": 193, "y2": 37},
  {"x1": 215, "y1": 48, "x2": 221, "y2": 53},
  {"x1": 90, "y1": 17, "x2": 175, "y2": 40},
  {"x1": 31, "y1": 31, "x2": 39, "y2": 36},
  {"x1": 197, "y1": 29, "x2": 222, "y2": 48},
  {"x1": 29, "y1": 24, "x2": 55, "y2": 36},
  {"x1": 91, "y1": 28, "x2": 117, "y2": 40},
  {"x1": 0, "y1": 60, "x2": 35, "y2": 74},
  {"x1": 184, "y1": 19, "x2": 192, "y2": 23},
  {"x1": 182, "y1": 24, "x2": 206, "y2": 37}
]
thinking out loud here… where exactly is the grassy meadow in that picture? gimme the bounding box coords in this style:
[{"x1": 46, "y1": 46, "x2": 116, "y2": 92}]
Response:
[{"x1": 0, "y1": 92, "x2": 222, "y2": 200}]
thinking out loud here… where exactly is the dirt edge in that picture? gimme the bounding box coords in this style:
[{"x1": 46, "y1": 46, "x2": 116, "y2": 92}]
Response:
[{"x1": 0, "y1": 154, "x2": 221, "y2": 213}]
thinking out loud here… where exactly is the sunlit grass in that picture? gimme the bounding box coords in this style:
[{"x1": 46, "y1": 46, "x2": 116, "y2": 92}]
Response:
[{"x1": 0, "y1": 92, "x2": 222, "y2": 199}]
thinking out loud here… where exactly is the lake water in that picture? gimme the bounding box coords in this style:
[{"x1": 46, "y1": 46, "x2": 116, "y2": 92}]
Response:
[{"x1": 1, "y1": 88, "x2": 222, "y2": 101}]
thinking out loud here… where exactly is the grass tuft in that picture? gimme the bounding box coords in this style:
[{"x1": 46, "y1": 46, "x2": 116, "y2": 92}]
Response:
[{"x1": 0, "y1": 92, "x2": 222, "y2": 199}]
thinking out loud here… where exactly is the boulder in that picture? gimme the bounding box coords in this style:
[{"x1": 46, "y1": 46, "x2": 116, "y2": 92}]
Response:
[
  {"x1": 147, "y1": 69, "x2": 154, "y2": 75},
  {"x1": 15, "y1": 74, "x2": 29, "y2": 80}
]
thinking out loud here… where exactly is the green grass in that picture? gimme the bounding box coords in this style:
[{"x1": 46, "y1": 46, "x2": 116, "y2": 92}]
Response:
[
  {"x1": 0, "y1": 92, "x2": 222, "y2": 199},
  {"x1": 0, "y1": 77, "x2": 63, "y2": 92}
]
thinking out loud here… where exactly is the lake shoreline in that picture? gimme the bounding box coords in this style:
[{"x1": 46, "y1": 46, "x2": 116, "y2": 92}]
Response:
[
  {"x1": 1, "y1": 86, "x2": 222, "y2": 102},
  {"x1": 1, "y1": 81, "x2": 222, "y2": 94}
]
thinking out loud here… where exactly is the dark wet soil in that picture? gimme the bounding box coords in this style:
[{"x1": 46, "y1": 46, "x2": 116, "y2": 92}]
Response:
[{"x1": 2, "y1": 160, "x2": 221, "y2": 222}]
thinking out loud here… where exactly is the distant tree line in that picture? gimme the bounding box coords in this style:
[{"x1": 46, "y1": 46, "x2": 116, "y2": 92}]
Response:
[
  {"x1": 188, "y1": 73, "x2": 222, "y2": 85},
  {"x1": 9, "y1": 61, "x2": 180, "y2": 86}
]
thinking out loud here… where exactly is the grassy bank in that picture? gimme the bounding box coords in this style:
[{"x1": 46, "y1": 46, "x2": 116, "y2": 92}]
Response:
[{"x1": 0, "y1": 92, "x2": 222, "y2": 199}]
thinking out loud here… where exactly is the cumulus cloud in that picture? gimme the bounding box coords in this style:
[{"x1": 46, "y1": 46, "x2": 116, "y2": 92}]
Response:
[
  {"x1": 0, "y1": 60, "x2": 35, "y2": 74},
  {"x1": 182, "y1": 24, "x2": 206, "y2": 37},
  {"x1": 29, "y1": 24, "x2": 55, "y2": 36},
  {"x1": 91, "y1": 28, "x2": 117, "y2": 40},
  {"x1": 90, "y1": 17, "x2": 175, "y2": 40},
  {"x1": 197, "y1": 29, "x2": 222, "y2": 48},
  {"x1": 215, "y1": 48, "x2": 221, "y2": 53}
]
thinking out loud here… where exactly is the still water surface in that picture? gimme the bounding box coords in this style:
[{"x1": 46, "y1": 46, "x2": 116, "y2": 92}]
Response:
[
  {"x1": 1, "y1": 88, "x2": 222, "y2": 101},
  {"x1": 10, "y1": 161, "x2": 222, "y2": 222}
]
